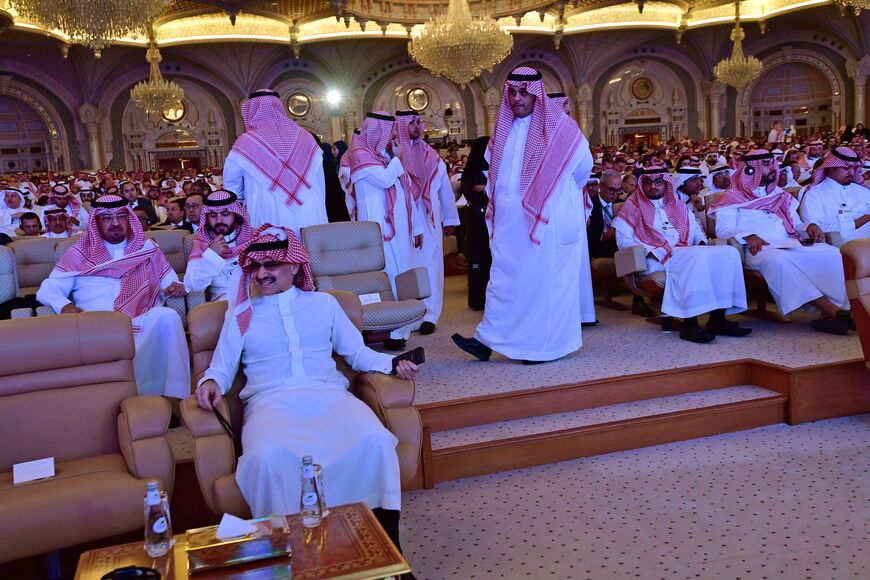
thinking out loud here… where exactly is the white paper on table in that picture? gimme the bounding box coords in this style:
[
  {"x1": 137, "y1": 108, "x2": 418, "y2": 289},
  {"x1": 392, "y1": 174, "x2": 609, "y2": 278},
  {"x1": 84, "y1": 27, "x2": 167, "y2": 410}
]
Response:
[
  {"x1": 216, "y1": 513, "x2": 257, "y2": 540},
  {"x1": 359, "y1": 293, "x2": 382, "y2": 305},
  {"x1": 13, "y1": 457, "x2": 55, "y2": 484}
]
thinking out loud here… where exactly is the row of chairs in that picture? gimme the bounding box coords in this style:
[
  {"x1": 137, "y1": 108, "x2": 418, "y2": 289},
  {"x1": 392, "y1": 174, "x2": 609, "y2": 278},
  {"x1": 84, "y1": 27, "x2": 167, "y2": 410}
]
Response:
[{"x1": 0, "y1": 291, "x2": 423, "y2": 564}]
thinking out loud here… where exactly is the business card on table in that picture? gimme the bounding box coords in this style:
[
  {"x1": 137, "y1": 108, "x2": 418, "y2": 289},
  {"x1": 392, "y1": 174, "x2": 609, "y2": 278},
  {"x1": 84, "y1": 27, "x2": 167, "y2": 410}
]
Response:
[{"x1": 13, "y1": 457, "x2": 55, "y2": 484}]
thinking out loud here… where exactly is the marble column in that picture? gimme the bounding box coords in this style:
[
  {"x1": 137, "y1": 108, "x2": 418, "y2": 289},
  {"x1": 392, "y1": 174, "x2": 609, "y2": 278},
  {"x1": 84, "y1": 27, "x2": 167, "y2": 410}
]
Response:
[
  {"x1": 78, "y1": 103, "x2": 102, "y2": 170},
  {"x1": 707, "y1": 82, "x2": 726, "y2": 138},
  {"x1": 574, "y1": 83, "x2": 593, "y2": 137},
  {"x1": 854, "y1": 77, "x2": 866, "y2": 125}
]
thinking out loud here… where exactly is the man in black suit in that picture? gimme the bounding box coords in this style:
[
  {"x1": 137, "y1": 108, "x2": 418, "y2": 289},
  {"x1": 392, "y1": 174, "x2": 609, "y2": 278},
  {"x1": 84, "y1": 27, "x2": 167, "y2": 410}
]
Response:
[
  {"x1": 176, "y1": 192, "x2": 204, "y2": 234},
  {"x1": 587, "y1": 170, "x2": 654, "y2": 317},
  {"x1": 157, "y1": 197, "x2": 188, "y2": 229},
  {"x1": 120, "y1": 180, "x2": 159, "y2": 225}
]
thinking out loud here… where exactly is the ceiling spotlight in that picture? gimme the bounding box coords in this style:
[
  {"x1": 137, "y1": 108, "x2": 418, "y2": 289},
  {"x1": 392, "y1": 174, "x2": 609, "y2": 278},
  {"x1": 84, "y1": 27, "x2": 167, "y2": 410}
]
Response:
[{"x1": 326, "y1": 90, "x2": 342, "y2": 106}]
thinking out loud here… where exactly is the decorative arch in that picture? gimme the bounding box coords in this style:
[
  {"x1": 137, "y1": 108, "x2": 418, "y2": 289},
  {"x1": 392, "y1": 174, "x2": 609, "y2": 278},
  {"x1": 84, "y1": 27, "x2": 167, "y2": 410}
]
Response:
[
  {"x1": 737, "y1": 50, "x2": 846, "y2": 135},
  {"x1": 0, "y1": 76, "x2": 78, "y2": 170},
  {"x1": 489, "y1": 44, "x2": 575, "y2": 92}
]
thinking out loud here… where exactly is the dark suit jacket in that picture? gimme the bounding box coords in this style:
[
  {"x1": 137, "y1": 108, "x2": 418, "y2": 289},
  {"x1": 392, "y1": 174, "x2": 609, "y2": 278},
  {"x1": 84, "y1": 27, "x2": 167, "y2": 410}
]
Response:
[
  {"x1": 587, "y1": 195, "x2": 618, "y2": 259},
  {"x1": 174, "y1": 220, "x2": 195, "y2": 234},
  {"x1": 129, "y1": 197, "x2": 159, "y2": 224}
]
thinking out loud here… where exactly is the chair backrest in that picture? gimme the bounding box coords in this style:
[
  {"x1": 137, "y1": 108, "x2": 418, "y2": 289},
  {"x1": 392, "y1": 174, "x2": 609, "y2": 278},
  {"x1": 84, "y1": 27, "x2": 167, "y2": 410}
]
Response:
[
  {"x1": 145, "y1": 229, "x2": 188, "y2": 275},
  {"x1": 9, "y1": 238, "x2": 60, "y2": 291},
  {"x1": 183, "y1": 233, "x2": 196, "y2": 261},
  {"x1": 0, "y1": 311, "x2": 136, "y2": 471},
  {"x1": 54, "y1": 237, "x2": 78, "y2": 261},
  {"x1": 0, "y1": 246, "x2": 18, "y2": 303},
  {"x1": 301, "y1": 221, "x2": 386, "y2": 276}
]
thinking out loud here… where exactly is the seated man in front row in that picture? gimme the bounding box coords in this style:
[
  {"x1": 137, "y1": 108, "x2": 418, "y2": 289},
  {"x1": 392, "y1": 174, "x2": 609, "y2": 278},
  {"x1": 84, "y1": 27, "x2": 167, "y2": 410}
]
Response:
[
  {"x1": 613, "y1": 167, "x2": 751, "y2": 344},
  {"x1": 36, "y1": 194, "x2": 191, "y2": 398},
  {"x1": 184, "y1": 189, "x2": 252, "y2": 301},
  {"x1": 194, "y1": 226, "x2": 418, "y2": 548}
]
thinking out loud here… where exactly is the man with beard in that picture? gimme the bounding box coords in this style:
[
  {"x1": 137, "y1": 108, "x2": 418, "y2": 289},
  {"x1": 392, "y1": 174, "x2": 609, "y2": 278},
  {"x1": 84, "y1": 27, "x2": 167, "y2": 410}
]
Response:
[
  {"x1": 184, "y1": 189, "x2": 253, "y2": 301},
  {"x1": 711, "y1": 150, "x2": 851, "y2": 335},
  {"x1": 36, "y1": 194, "x2": 191, "y2": 397},
  {"x1": 798, "y1": 146, "x2": 870, "y2": 243},
  {"x1": 120, "y1": 180, "x2": 159, "y2": 225},
  {"x1": 799, "y1": 140, "x2": 824, "y2": 182},
  {"x1": 45, "y1": 184, "x2": 88, "y2": 230},
  {"x1": 41, "y1": 207, "x2": 73, "y2": 238}
]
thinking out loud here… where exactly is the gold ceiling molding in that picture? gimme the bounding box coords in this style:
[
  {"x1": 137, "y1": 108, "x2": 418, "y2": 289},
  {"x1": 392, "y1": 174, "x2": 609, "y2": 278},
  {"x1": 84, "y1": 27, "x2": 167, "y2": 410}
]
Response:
[{"x1": 3, "y1": 0, "x2": 838, "y2": 47}]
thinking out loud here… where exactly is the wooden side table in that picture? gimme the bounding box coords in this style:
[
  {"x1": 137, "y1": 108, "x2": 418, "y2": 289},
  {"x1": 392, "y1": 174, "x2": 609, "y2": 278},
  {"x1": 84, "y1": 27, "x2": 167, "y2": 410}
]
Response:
[{"x1": 75, "y1": 503, "x2": 410, "y2": 579}]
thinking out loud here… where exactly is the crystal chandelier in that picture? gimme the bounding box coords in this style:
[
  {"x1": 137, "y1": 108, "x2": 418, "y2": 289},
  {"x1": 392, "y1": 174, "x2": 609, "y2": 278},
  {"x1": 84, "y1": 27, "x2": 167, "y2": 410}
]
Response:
[
  {"x1": 408, "y1": 0, "x2": 513, "y2": 87},
  {"x1": 130, "y1": 42, "x2": 185, "y2": 116},
  {"x1": 713, "y1": 2, "x2": 763, "y2": 89},
  {"x1": 833, "y1": 0, "x2": 870, "y2": 14},
  {"x1": 9, "y1": 0, "x2": 171, "y2": 57}
]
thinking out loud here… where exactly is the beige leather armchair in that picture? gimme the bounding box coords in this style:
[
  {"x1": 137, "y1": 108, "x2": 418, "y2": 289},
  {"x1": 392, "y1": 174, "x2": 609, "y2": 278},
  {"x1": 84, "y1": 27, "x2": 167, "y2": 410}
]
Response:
[
  {"x1": 180, "y1": 290, "x2": 422, "y2": 518},
  {"x1": 0, "y1": 311, "x2": 174, "y2": 564},
  {"x1": 300, "y1": 221, "x2": 430, "y2": 340},
  {"x1": 841, "y1": 238, "x2": 870, "y2": 368},
  {"x1": 9, "y1": 237, "x2": 59, "y2": 297}
]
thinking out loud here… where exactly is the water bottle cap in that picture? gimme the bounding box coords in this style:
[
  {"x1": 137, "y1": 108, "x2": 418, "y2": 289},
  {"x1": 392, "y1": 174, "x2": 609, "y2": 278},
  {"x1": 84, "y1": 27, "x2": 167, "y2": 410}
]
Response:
[
  {"x1": 146, "y1": 481, "x2": 159, "y2": 491},
  {"x1": 302, "y1": 455, "x2": 313, "y2": 464}
]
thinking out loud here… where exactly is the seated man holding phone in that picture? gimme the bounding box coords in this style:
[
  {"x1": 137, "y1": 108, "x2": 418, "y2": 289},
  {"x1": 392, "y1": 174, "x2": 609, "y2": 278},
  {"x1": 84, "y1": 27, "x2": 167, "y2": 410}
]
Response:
[{"x1": 195, "y1": 226, "x2": 420, "y2": 548}]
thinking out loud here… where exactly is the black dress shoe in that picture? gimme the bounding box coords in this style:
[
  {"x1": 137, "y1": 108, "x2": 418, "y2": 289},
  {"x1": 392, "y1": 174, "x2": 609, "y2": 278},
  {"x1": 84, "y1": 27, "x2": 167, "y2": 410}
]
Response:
[
  {"x1": 811, "y1": 317, "x2": 851, "y2": 335},
  {"x1": 581, "y1": 320, "x2": 599, "y2": 327},
  {"x1": 632, "y1": 296, "x2": 656, "y2": 317},
  {"x1": 451, "y1": 334, "x2": 491, "y2": 361},
  {"x1": 835, "y1": 309, "x2": 856, "y2": 331},
  {"x1": 419, "y1": 322, "x2": 436, "y2": 335},
  {"x1": 679, "y1": 324, "x2": 716, "y2": 344},
  {"x1": 382, "y1": 338, "x2": 407, "y2": 351},
  {"x1": 521, "y1": 359, "x2": 546, "y2": 365},
  {"x1": 705, "y1": 319, "x2": 752, "y2": 337}
]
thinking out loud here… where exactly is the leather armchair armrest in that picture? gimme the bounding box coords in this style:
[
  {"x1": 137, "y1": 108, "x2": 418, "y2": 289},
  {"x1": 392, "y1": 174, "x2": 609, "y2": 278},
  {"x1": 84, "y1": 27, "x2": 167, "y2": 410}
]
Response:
[
  {"x1": 396, "y1": 267, "x2": 431, "y2": 300},
  {"x1": 614, "y1": 245, "x2": 647, "y2": 278},
  {"x1": 118, "y1": 396, "x2": 175, "y2": 497},
  {"x1": 825, "y1": 231, "x2": 844, "y2": 248},
  {"x1": 352, "y1": 372, "x2": 416, "y2": 412},
  {"x1": 179, "y1": 396, "x2": 237, "y2": 515}
]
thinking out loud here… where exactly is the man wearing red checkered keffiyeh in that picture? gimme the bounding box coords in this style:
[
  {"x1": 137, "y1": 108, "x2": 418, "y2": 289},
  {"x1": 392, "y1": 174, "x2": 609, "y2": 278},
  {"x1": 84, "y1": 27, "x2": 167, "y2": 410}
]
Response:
[
  {"x1": 452, "y1": 66, "x2": 593, "y2": 364},
  {"x1": 195, "y1": 224, "x2": 418, "y2": 533},
  {"x1": 36, "y1": 194, "x2": 192, "y2": 397},
  {"x1": 710, "y1": 150, "x2": 852, "y2": 335},
  {"x1": 394, "y1": 110, "x2": 461, "y2": 335},
  {"x1": 613, "y1": 167, "x2": 750, "y2": 343},
  {"x1": 799, "y1": 146, "x2": 870, "y2": 244},
  {"x1": 223, "y1": 90, "x2": 326, "y2": 235},
  {"x1": 349, "y1": 112, "x2": 425, "y2": 349}
]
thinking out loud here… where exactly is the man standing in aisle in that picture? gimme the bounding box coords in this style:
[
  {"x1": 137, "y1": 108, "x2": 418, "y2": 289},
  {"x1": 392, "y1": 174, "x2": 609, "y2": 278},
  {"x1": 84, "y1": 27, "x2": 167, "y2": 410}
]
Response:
[
  {"x1": 452, "y1": 66, "x2": 593, "y2": 364},
  {"x1": 223, "y1": 90, "x2": 326, "y2": 234},
  {"x1": 394, "y1": 110, "x2": 460, "y2": 335},
  {"x1": 348, "y1": 112, "x2": 424, "y2": 350}
]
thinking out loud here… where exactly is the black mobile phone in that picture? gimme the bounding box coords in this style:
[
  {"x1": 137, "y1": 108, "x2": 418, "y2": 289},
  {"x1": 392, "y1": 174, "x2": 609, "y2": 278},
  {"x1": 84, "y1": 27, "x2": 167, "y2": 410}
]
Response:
[{"x1": 392, "y1": 347, "x2": 425, "y2": 373}]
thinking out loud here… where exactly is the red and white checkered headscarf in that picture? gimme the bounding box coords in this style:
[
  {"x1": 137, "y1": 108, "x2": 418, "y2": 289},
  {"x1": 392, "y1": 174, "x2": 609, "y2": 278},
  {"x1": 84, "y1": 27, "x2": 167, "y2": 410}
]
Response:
[
  {"x1": 189, "y1": 189, "x2": 253, "y2": 261},
  {"x1": 396, "y1": 110, "x2": 440, "y2": 223},
  {"x1": 486, "y1": 67, "x2": 585, "y2": 245},
  {"x1": 55, "y1": 195, "x2": 172, "y2": 319},
  {"x1": 709, "y1": 150, "x2": 799, "y2": 238},
  {"x1": 231, "y1": 90, "x2": 319, "y2": 208},
  {"x1": 348, "y1": 112, "x2": 413, "y2": 241},
  {"x1": 617, "y1": 167, "x2": 690, "y2": 264},
  {"x1": 49, "y1": 184, "x2": 82, "y2": 216},
  {"x1": 231, "y1": 225, "x2": 315, "y2": 335},
  {"x1": 809, "y1": 146, "x2": 860, "y2": 187},
  {"x1": 547, "y1": 92, "x2": 569, "y2": 112}
]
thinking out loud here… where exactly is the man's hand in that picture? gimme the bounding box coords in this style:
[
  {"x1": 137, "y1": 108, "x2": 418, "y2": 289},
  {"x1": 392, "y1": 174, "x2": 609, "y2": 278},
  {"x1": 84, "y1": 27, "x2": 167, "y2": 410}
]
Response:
[
  {"x1": 209, "y1": 234, "x2": 231, "y2": 258},
  {"x1": 61, "y1": 304, "x2": 83, "y2": 314},
  {"x1": 805, "y1": 223, "x2": 824, "y2": 243},
  {"x1": 745, "y1": 234, "x2": 769, "y2": 256},
  {"x1": 390, "y1": 135, "x2": 403, "y2": 161},
  {"x1": 414, "y1": 234, "x2": 424, "y2": 249},
  {"x1": 602, "y1": 228, "x2": 616, "y2": 240},
  {"x1": 443, "y1": 226, "x2": 455, "y2": 237},
  {"x1": 394, "y1": 360, "x2": 419, "y2": 380},
  {"x1": 163, "y1": 281, "x2": 186, "y2": 297},
  {"x1": 195, "y1": 379, "x2": 222, "y2": 411},
  {"x1": 855, "y1": 214, "x2": 870, "y2": 229}
]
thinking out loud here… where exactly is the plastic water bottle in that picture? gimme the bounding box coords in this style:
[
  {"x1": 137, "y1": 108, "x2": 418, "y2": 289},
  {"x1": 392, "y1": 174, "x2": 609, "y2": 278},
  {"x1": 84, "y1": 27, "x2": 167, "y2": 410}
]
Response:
[
  {"x1": 300, "y1": 456, "x2": 322, "y2": 528},
  {"x1": 144, "y1": 481, "x2": 172, "y2": 557}
]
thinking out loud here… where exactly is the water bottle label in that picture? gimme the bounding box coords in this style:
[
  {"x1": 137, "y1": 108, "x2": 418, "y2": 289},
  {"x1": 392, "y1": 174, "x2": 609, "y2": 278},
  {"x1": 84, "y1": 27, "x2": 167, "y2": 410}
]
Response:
[
  {"x1": 302, "y1": 492, "x2": 318, "y2": 507},
  {"x1": 146, "y1": 490, "x2": 161, "y2": 506},
  {"x1": 152, "y1": 517, "x2": 168, "y2": 534},
  {"x1": 302, "y1": 465, "x2": 315, "y2": 478}
]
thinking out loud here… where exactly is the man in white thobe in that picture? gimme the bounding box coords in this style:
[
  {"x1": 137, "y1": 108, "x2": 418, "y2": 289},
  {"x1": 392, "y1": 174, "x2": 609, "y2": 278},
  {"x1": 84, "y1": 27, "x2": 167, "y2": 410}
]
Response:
[
  {"x1": 45, "y1": 184, "x2": 89, "y2": 230},
  {"x1": 184, "y1": 189, "x2": 253, "y2": 302},
  {"x1": 798, "y1": 147, "x2": 870, "y2": 243},
  {"x1": 194, "y1": 227, "x2": 418, "y2": 547},
  {"x1": 41, "y1": 207, "x2": 74, "y2": 238},
  {"x1": 614, "y1": 167, "x2": 750, "y2": 343},
  {"x1": 348, "y1": 112, "x2": 424, "y2": 350},
  {"x1": 395, "y1": 110, "x2": 461, "y2": 334},
  {"x1": 711, "y1": 150, "x2": 852, "y2": 335},
  {"x1": 37, "y1": 194, "x2": 191, "y2": 397},
  {"x1": 452, "y1": 66, "x2": 593, "y2": 364},
  {"x1": 223, "y1": 90, "x2": 326, "y2": 235}
]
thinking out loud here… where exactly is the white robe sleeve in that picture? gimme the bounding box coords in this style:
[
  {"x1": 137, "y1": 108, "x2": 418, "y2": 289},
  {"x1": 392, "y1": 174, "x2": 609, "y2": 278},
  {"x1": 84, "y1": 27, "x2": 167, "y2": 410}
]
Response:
[
  {"x1": 798, "y1": 189, "x2": 838, "y2": 233},
  {"x1": 571, "y1": 138, "x2": 594, "y2": 192},
  {"x1": 329, "y1": 296, "x2": 394, "y2": 374},
  {"x1": 614, "y1": 216, "x2": 668, "y2": 262},
  {"x1": 353, "y1": 157, "x2": 405, "y2": 189},
  {"x1": 36, "y1": 269, "x2": 75, "y2": 313},
  {"x1": 788, "y1": 197, "x2": 809, "y2": 234},
  {"x1": 687, "y1": 210, "x2": 708, "y2": 245},
  {"x1": 436, "y1": 162, "x2": 461, "y2": 227},
  {"x1": 714, "y1": 207, "x2": 753, "y2": 243},
  {"x1": 223, "y1": 153, "x2": 245, "y2": 203},
  {"x1": 184, "y1": 249, "x2": 227, "y2": 293}
]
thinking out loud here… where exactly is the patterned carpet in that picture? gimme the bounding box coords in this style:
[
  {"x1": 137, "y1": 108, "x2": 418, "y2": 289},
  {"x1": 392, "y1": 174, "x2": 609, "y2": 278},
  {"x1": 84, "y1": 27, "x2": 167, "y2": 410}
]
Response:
[
  {"x1": 403, "y1": 413, "x2": 870, "y2": 579},
  {"x1": 391, "y1": 276, "x2": 864, "y2": 405}
]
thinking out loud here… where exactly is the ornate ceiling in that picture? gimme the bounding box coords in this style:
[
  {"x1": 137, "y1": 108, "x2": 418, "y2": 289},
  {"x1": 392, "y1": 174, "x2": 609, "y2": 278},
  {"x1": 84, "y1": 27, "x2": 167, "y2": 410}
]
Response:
[{"x1": 0, "y1": 0, "x2": 838, "y2": 49}]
